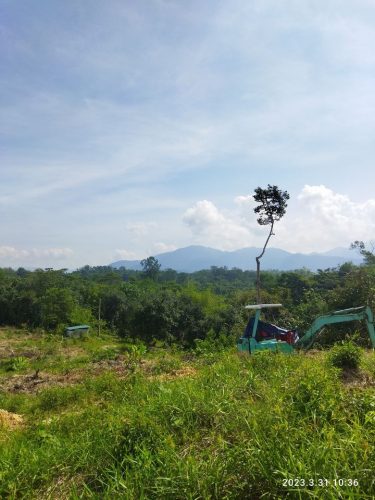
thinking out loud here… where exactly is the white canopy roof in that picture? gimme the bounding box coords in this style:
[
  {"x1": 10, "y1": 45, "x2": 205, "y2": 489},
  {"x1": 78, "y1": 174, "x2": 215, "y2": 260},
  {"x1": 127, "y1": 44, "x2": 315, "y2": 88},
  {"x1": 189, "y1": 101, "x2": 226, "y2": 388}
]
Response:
[{"x1": 244, "y1": 304, "x2": 283, "y2": 310}]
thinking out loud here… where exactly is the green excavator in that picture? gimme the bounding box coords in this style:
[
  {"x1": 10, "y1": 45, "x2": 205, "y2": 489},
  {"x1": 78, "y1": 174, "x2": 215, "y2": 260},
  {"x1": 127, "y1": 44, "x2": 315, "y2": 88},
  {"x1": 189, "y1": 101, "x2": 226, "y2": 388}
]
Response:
[{"x1": 237, "y1": 304, "x2": 375, "y2": 354}]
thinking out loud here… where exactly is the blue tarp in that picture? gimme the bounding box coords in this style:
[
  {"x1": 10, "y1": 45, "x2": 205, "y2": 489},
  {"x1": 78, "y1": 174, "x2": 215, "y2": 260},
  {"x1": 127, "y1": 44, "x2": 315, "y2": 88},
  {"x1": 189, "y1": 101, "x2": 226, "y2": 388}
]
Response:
[{"x1": 243, "y1": 317, "x2": 294, "y2": 342}]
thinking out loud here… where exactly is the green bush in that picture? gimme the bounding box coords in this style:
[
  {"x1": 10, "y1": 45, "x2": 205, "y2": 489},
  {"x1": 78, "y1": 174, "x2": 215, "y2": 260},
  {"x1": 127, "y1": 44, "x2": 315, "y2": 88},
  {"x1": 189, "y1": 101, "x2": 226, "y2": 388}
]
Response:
[
  {"x1": 327, "y1": 341, "x2": 362, "y2": 370},
  {"x1": 2, "y1": 356, "x2": 29, "y2": 372}
]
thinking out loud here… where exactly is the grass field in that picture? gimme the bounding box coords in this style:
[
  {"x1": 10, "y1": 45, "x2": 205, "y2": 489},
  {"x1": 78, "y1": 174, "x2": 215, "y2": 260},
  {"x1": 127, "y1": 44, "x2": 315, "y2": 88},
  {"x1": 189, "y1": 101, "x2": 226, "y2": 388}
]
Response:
[{"x1": 1, "y1": 328, "x2": 375, "y2": 499}]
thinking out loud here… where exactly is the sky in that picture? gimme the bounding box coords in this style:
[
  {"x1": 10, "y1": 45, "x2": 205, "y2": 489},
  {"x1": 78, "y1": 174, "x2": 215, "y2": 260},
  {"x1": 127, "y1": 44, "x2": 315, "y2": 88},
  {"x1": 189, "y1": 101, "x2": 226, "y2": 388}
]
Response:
[{"x1": 1, "y1": 0, "x2": 375, "y2": 269}]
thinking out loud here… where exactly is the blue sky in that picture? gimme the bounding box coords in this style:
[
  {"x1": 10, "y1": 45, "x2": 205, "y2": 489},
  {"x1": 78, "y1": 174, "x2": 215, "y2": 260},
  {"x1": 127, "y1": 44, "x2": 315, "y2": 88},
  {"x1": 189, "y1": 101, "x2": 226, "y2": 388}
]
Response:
[{"x1": 1, "y1": 0, "x2": 375, "y2": 268}]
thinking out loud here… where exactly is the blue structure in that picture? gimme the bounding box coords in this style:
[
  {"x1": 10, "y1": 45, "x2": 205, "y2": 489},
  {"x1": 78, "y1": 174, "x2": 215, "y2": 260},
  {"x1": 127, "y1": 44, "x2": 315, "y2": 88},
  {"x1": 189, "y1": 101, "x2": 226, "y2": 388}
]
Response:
[{"x1": 64, "y1": 325, "x2": 90, "y2": 338}]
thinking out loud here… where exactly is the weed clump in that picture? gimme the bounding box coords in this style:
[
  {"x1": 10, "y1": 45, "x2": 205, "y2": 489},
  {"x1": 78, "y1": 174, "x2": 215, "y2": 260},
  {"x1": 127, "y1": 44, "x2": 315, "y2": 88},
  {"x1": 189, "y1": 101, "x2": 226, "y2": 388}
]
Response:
[
  {"x1": 1, "y1": 356, "x2": 29, "y2": 372},
  {"x1": 327, "y1": 341, "x2": 362, "y2": 370}
]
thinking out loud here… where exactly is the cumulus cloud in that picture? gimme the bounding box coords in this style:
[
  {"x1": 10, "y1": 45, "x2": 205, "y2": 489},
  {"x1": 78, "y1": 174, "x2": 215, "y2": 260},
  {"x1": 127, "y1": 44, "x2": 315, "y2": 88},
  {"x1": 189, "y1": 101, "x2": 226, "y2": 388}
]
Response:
[
  {"x1": 280, "y1": 184, "x2": 375, "y2": 252},
  {"x1": 183, "y1": 200, "x2": 252, "y2": 250},
  {"x1": 183, "y1": 186, "x2": 375, "y2": 253},
  {"x1": 183, "y1": 200, "x2": 226, "y2": 232}
]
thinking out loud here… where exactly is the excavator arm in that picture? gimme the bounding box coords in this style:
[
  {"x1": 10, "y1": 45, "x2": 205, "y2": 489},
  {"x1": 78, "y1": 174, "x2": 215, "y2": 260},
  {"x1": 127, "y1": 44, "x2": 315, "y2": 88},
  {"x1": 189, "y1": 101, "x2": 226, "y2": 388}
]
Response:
[{"x1": 295, "y1": 306, "x2": 375, "y2": 350}]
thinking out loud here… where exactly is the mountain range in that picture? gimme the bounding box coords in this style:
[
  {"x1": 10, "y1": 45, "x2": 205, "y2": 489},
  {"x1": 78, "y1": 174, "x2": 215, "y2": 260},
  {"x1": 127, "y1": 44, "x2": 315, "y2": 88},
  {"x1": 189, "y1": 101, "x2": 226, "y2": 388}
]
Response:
[{"x1": 110, "y1": 245, "x2": 363, "y2": 273}]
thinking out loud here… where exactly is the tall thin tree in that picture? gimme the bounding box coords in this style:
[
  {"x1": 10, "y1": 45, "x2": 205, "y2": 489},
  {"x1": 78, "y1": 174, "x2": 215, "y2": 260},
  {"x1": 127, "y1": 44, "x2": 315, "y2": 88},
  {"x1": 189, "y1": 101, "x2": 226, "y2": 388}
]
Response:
[{"x1": 253, "y1": 185, "x2": 289, "y2": 303}]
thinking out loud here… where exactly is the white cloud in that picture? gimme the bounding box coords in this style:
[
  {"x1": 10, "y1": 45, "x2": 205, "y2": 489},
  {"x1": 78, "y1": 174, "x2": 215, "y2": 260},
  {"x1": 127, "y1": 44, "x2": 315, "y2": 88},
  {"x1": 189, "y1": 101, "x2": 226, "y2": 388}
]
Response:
[
  {"x1": 0, "y1": 247, "x2": 29, "y2": 259},
  {"x1": 183, "y1": 200, "x2": 252, "y2": 250},
  {"x1": 114, "y1": 249, "x2": 140, "y2": 261},
  {"x1": 0, "y1": 246, "x2": 73, "y2": 262},
  {"x1": 279, "y1": 184, "x2": 375, "y2": 252},
  {"x1": 183, "y1": 186, "x2": 375, "y2": 253},
  {"x1": 37, "y1": 248, "x2": 74, "y2": 259},
  {"x1": 183, "y1": 200, "x2": 226, "y2": 231}
]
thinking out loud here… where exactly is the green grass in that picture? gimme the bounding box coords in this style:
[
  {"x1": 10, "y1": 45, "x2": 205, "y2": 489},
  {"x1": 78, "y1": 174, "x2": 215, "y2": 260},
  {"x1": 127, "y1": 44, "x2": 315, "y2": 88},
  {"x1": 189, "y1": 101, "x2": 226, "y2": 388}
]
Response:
[{"x1": 0, "y1": 328, "x2": 375, "y2": 498}]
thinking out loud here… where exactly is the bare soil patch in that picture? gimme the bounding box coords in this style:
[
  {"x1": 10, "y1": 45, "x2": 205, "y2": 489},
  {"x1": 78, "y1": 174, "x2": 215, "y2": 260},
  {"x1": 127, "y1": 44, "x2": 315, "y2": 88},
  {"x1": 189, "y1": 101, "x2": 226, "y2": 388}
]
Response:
[
  {"x1": 341, "y1": 368, "x2": 375, "y2": 388},
  {"x1": 0, "y1": 338, "x2": 29, "y2": 358},
  {"x1": 0, "y1": 351, "x2": 198, "y2": 393},
  {"x1": 0, "y1": 370, "x2": 85, "y2": 393},
  {"x1": 0, "y1": 357, "x2": 134, "y2": 394}
]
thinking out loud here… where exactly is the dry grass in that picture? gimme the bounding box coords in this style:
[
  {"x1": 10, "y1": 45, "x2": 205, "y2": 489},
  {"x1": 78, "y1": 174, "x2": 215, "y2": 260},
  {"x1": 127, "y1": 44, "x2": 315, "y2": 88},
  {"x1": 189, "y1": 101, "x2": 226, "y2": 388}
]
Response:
[{"x1": 0, "y1": 409, "x2": 24, "y2": 431}]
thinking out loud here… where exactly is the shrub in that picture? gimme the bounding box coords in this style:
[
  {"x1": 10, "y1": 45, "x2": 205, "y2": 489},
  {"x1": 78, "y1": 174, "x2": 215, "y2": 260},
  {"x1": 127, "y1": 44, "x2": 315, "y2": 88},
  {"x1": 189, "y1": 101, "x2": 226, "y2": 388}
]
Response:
[
  {"x1": 2, "y1": 356, "x2": 29, "y2": 372},
  {"x1": 327, "y1": 341, "x2": 362, "y2": 370},
  {"x1": 123, "y1": 343, "x2": 147, "y2": 372}
]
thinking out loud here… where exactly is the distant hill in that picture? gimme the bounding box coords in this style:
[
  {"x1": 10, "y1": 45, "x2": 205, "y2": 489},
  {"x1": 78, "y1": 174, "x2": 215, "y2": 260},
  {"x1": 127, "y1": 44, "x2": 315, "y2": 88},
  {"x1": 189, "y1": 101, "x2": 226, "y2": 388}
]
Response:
[{"x1": 110, "y1": 245, "x2": 363, "y2": 272}]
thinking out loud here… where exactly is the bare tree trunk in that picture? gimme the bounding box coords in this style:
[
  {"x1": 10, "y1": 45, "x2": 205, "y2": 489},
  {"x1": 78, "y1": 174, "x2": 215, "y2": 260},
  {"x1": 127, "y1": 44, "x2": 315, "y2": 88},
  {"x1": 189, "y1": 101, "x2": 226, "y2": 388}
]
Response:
[
  {"x1": 98, "y1": 298, "x2": 101, "y2": 337},
  {"x1": 255, "y1": 256, "x2": 261, "y2": 304},
  {"x1": 255, "y1": 222, "x2": 274, "y2": 304}
]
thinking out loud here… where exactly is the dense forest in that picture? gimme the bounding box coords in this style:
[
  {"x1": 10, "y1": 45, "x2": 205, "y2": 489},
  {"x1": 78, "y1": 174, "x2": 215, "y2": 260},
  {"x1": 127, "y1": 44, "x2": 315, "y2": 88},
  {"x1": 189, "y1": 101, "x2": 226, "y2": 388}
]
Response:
[{"x1": 1, "y1": 249, "x2": 374, "y2": 348}]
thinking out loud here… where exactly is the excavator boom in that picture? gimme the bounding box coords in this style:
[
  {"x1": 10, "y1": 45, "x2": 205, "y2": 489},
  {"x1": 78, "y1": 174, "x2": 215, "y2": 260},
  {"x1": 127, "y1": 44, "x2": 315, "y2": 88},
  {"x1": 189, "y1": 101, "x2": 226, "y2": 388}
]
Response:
[{"x1": 295, "y1": 306, "x2": 375, "y2": 350}]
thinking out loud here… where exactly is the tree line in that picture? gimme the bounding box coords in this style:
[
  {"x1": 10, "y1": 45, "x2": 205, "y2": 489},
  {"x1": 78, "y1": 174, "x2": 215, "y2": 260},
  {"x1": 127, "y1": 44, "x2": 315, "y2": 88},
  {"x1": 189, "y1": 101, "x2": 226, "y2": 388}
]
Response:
[{"x1": 0, "y1": 251, "x2": 374, "y2": 348}]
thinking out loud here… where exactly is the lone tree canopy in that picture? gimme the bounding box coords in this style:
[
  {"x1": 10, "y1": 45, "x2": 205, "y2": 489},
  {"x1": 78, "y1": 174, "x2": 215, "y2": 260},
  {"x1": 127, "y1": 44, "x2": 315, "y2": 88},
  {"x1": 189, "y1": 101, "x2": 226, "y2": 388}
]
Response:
[
  {"x1": 253, "y1": 184, "x2": 289, "y2": 303},
  {"x1": 140, "y1": 256, "x2": 161, "y2": 281}
]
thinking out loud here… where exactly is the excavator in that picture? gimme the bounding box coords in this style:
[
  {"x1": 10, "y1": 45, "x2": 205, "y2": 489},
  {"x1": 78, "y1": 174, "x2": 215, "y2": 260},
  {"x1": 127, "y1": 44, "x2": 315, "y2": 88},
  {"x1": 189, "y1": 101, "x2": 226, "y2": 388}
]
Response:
[{"x1": 237, "y1": 304, "x2": 375, "y2": 354}]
